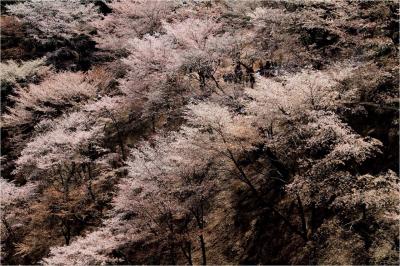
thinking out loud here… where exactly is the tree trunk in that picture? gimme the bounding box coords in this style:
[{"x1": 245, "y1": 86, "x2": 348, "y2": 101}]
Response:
[
  {"x1": 191, "y1": 202, "x2": 207, "y2": 265},
  {"x1": 239, "y1": 62, "x2": 255, "y2": 88},
  {"x1": 86, "y1": 163, "x2": 96, "y2": 202},
  {"x1": 296, "y1": 193, "x2": 308, "y2": 241},
  {"x1": 107, "y1": 109, "x2": 127, "y2": 160},
  {"x1": 152, "y1": 114, "x2": 156, "y2": 133},
  {"x1": 1, "y1": 217, "x2": 14, "y2": 239},
  {"x1": 198, "y1": 72, "x2": 206, "y2": 91},
  {"x1": 226, "y1": 146, "x2": 307, "y2": 241},
  {"x1": 199, "y1": 234, "x2": 207, "y2": 265},
  {"x1": 62, "y1": 220, "x2": 71, "y2": 245},
  {"x1": 210, "y1": 75, "x2": 224, "y2": 94},
  {"x1": 181, "y1": 242, "x2": 193, "y2": 265},
  {"x1": 169, "y1": 242, "x2": 176, "y2": 265}
]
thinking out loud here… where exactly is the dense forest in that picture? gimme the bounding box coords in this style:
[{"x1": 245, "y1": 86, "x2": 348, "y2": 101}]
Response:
[{"x1": 0, "y1": 0, "x2": 399, "y2": 265}]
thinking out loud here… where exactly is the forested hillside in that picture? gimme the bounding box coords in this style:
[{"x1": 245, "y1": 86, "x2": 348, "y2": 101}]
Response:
[{"x1": 0, "y1": 0, "x2": 399, "y2": 265}]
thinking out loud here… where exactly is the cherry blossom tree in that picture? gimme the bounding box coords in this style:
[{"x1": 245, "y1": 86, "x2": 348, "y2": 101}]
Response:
[
  {"x1": 330, "y1": 170, "x2": 399, "y2": 264},
  {"x1": 10, "y1": 95, "x2": 125, "y2": 253},
  {"x1": 2, "y1": 72, "x2": 98, "y2": 127},
  {"x1": 42, "y1": 216, "x2": 132, "y2": 265},
  {"x1": 0, "y1": 178, "x2": 36, "y2": 260},
  {"x1": 285, "y1": 110, "x2": 383, "y2": 207},
  {"x1": 92, "y1": 0, "x2": 178, "y2": 51},
  {"x1": 14, "y1": 111, "x2": 104, "y2": 173},
  {"x1": 120, "y1": 33, "x2": 188, "y2": 132},
  {"x1": 305, "y1": 170, "x2": 399, "y2": 265},
  {"x1": 243, "y1": 67, "x2": 397, "y2": 257},
  {"x1": 11, "y1": 110, "x2": 103, "y2": 246},
  {"x1": 122, "y1": 34, "x2": 180, "y2": 92},
  {"x1": 244, "y1": 66, "x2": 355, "y2": 135},
  {"x1": 180, "y1": 102, "x2": 261, "y2": 188},
  {"x1": 0, "y1": 58, "x2": 50, "y2": 88},
  {"x1": 1, "y1": 0, "x2": 398, "y2": 264},
  {"x1": 0, "y1": 178, "x2": 35, "y2": 206},
  {"x1": 114, "y1": 136, "x2": 202, "y2": 264},
  {"x1": 163, "y1": 18, "x2": 225, "y2": 92},
  {"x1": 13, "y1": 95, "x2": 125, "y2": 187},
  {"x1": 8, "y1": 0, "x2": 101, "y2": 40}
]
